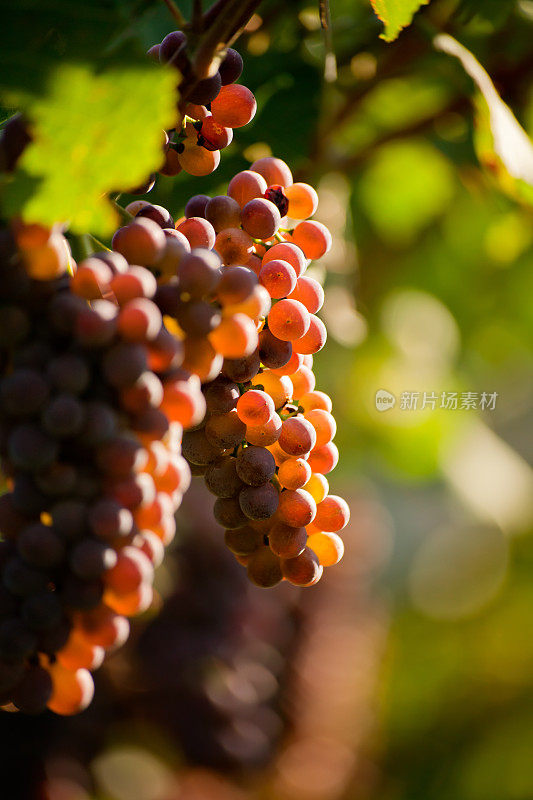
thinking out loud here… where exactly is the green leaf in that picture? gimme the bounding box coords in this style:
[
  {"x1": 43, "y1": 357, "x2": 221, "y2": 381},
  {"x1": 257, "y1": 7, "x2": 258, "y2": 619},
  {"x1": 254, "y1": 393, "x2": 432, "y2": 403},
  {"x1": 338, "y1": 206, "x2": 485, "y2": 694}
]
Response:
[
  {"x1": 1, "y1": 64, "x2": 177, "y2": 236},
  {"x1": 434, "y1": 33, "x2": 533, "y2": 205},
  {"x1": 370, "y1": 0, "x2": 431, "y2": 42}
]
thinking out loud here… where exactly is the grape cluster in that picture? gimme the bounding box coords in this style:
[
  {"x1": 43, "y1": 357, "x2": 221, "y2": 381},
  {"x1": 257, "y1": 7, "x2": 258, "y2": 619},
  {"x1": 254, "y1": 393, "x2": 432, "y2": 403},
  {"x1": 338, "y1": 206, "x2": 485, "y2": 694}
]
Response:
[
  {"x1": 0, "y1": 222, "x2": 202, "y2": 715},
  {"x1": 145, "y1": 32, "x2": 256, "y2": 183},
  {"x1": 118, "y1": 155, "x2": 350, "y2": 587}
]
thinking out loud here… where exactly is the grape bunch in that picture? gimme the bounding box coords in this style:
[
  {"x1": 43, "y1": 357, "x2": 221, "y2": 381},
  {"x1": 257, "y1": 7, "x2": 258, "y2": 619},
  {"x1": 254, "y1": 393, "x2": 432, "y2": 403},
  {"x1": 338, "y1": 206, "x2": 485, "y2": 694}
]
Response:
[
  {"x1": 116, "y1": 155, "x2": 350, "y2": 588},
  {"x1": 146, "y1": 32, "x2": 256, "y2": 183},
  {"x1": 0, "y1": 222, "x2": 202, "y2": 715}
]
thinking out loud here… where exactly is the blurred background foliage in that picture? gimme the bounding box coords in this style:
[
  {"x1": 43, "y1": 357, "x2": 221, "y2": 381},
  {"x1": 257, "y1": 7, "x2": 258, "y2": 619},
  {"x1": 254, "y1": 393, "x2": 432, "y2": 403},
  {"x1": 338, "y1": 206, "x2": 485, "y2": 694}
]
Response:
[{"x1": 1, "y1": 0, "x2": 533, "y2": 798}]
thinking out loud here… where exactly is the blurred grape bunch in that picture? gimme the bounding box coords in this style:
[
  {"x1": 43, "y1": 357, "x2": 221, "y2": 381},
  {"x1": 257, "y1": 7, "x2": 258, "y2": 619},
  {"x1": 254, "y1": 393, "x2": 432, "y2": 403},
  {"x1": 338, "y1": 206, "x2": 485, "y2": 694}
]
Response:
[{"x1": 134, "y1": 480, "x2": 302, "y2": 771}]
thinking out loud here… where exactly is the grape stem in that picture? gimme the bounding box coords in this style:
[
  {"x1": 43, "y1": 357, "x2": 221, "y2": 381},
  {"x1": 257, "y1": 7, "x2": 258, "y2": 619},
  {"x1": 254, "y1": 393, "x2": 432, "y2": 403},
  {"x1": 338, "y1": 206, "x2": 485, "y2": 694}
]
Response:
[
  {"x1": 192, "y1": 0, "x2": 262, "y2": 80},
  {"x1": 161, "y1": 0, "x2": 188, "y2": 28},
  {"x1": 112, "y1": 200, "x2": 134, "y2": 223}
]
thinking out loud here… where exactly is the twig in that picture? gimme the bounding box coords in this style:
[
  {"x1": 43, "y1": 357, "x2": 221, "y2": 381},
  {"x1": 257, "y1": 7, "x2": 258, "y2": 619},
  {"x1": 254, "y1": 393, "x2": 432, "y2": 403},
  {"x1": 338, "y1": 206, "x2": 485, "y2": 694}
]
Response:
[
  {"x1": 192, "y1": 0, "x2": 204, "y2": 32},
  {"x1": 319, "y1": 0, "x2": 337, "y2": 83},
  {"x1": 161, "y1": 0, "x2": 188, "y2": 28},
  {"x1": 193, "y1": 0, "x2": 261, "y2": 80},
  {"x1": 112, "y1": 200, "x2": 134, "y2": 223}
]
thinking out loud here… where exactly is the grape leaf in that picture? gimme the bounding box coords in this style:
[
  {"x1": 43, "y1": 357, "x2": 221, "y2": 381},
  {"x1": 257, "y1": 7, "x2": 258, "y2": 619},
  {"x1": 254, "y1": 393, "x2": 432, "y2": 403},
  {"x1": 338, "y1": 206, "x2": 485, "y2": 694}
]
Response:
[
  {"x1": 434, "y1": 34, "x2": 533, "y2": 204},
  {"x1": 370, "y1": 0, "x2": 431, "y2": 42},
  {"x1": 1, "y1": 64, "x2": 178, "y2": 236}
]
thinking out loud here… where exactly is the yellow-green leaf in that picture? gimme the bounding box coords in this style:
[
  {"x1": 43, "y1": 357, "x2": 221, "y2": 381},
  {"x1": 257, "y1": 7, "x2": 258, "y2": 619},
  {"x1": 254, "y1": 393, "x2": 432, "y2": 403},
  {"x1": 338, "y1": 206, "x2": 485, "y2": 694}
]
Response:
[
  {"x1": 370, "y1": 0, "x2": 431, "y2": 42},
  {"x1": 2, "y1": 63, "x2": 178, "y2": 236}
]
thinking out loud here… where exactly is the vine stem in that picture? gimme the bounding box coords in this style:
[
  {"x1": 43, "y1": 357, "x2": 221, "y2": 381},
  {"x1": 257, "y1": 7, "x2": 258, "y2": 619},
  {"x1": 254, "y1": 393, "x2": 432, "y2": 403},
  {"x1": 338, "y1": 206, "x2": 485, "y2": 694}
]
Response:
[
  {"x1": 112, "y1": 200, "x2": 134, "y2": 223},
  {"x1": 161, "y1": 0, "x2": 188, "y2": 28},
  {"x1": 192, "y1": 0, "x2": 262, "y2": 80}
]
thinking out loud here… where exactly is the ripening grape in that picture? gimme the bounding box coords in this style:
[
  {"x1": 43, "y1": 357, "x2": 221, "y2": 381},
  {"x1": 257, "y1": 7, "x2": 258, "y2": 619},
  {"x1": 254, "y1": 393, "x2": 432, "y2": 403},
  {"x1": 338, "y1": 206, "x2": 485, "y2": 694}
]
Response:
[
  {"x1": 259, "y1": 259, "x2": 297, "y2": 299},
  {"x1": 214, "y1": 227, "x2": 253, "y2": 265},
  {"x1": 211, "y1": 84, "x2": 257, "y2": 128},
  {"x1": 277, "y1": 457, "x2": 312, "y2": 490},
  {"x1": 205, "y1": 195, "x2": 241, "y2": 232},
  {"x1": 208, "y1": 313, "x2": 258, "y2": 359},
  {"x1": 307, "y1": 441, "x2": 339, "y2": 474},
  {"x1": 222, "y1": 350, "x2": 261, "y2": 382},
  {"x1": 303, "y1": 472, "x2": 329, "y2": 504},
  {"x1": 267, "y1": 299, "x2": 310, "y2": 341},
  {"x1": 205, "y1": 409, "x2": 247, "y2": 449},
  {"x1": 177, "y1": 141, "x2": 221, "y2": 176},
  {"x1": 291, "y1": 220, "x2": 332, "y2": 260},
  {"x1": 281, "y1": 546, "x2": 322, "y2": 586},
  {"x1": 236, "y1": 445, "x2": 276, "y2": 486},
  {"x1": 241, "y1": 198, "x2": 281, "y2": 239},
  {"x1": 199, "y1": 116, "x2": 233, "y2": 151},
  {"x1": 228, "y1": 170, "x2": 268, "y2": 208},
  {"x1": 239, "y1": 482, "x2": 279, "y2": 520},
  {"x1": 262, "y1": 242, "x2": 307, "y2": 278},
  {"x1": 258, "y1": 328, "x2": 292, "y2": 369},
  {"x1": 224, "y1": 525, "x2": 262, "y2": 556},
  {"x1": 219, "y1": 48, "x2": 243, "y2": 85},
  {"x1": 314, "y1": 495, "x2": 350, "y2": 532},
  {"x1": 276, "y1": 488, "x2": 316, "y2": 527},
  {"x1": 292, "y1": 314, "x2": 327, "y2": 354},
  {"x1": 284, "y1": 182, "x2": 319, "y2": 220},
  {"x1": 268, "y1": 521, "x2": 307, "y2": 558},
  {"x1": 290, "y1": 365, "x2": 316, "y2": 399},
  {"x1": 204, "y1": 457, "x2": 243, "y2": 498},
  {"x1": 217, "y1": 266, "x2": 257, "y2": 305},
  {"x1": 246, "y1": 547, "x2": 283, "y2": 587},
  {"x1": 251, "y1": 157, "x2": 293, "y2": 188},
  {"x1": 287, "y1": 276, "x2": 324, "y2": 313},
  {"x1": 236, "y1": 389, "x2": 275, "y2": 427},
  {"x1": 299, "y1": 390, "x2": 333, "y2": 413},
  {"x1": 279, "y1": 416, "x2": 317, "y2": 457},
  {"x1": 245, "y1": 413, "x2": 282, "y2": 446},
  {"x1": 112, "y1": 218, "x2": 166, "y2": 266},
  {"x1": 176, "y1": 217, "x2": 216, "y2": 250},
  {"x1": 251, "y1": 370, "x2": 293, "y2": 410},
  {"x1": 307, "y1": 531, "x2": 344, "y2": 566}
]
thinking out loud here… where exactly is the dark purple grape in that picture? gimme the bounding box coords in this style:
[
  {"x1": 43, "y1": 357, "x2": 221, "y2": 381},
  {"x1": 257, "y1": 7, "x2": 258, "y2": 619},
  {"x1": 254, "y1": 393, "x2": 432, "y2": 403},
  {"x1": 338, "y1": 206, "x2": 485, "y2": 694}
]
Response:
[
  {"x1": 205, "y1": 457, "x2": 244, "y2": 498},
  {"x1": 47, "y1": 354, "x2": 91, "y2": 395},
  {"x1": 7, "y1": 424, "x2": 58, "y2": 472},
  {"x1": 50, "y1": 499, "x2": 88, "y2": 540},
  {"x1": 21, "y1": 591, "x2": 62, "y2": 631},
  {"x1": 0, "y1": 369, "x2": 49, "y2": 417},
  {"x1": 213, "y1": 496, "x2": 248, "y2": 529},
  {"x1": 17, "y1": 523, "x2": 65, "y2": 569},
  {"x1": 236, "y1": 445, "x2": 275, "y2": 486},
  {"x1": 185, "y1": 194, "x2": 210, "y2": 218},
  {"x1": 0, "y1": 618, "x2": 37, "y2": 663},
  {"x1": 258, "y1": 329, "x2": 292, "y2": 369},
  {"x1": 188, "y1": 72, "x2": 222, "y2": 105},
  {"x1": 219, "y1": 48, "x2": 243, "y2": 85},
  {"x1": 41, "y1": 394, "x2": 85, "y2": 437},
  {"x1": 239, "y1": 483, "x2": 279, "y2": 520},
  {"x1": 70, "y1": 539, "x2": 117, "y2": 580},
  {"x1": 136, "y1": 204, "x2": 175, "y2": 229},
  {"x1": 12, "y1": 664, "x2": 53, "y2": 714},
  {"x1": 176, "y1": 300, "x2": 221, "y2": 336}
]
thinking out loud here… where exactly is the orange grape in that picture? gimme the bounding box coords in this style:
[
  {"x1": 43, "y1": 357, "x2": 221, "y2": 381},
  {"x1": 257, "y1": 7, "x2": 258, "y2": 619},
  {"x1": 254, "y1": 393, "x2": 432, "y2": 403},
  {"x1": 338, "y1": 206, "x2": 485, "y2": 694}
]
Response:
[
  {"x1": 281, "y1": 546, "x2": 322, "y2": 586},
  {"x1": 278, "y1": 457, "x2": 312, "y2": 490},
  {"x1": 303, "y1": 472, "x2": 329, "y2": 504},
  {"x1": 178, "y1": 141, "x2": 220, "y2": 176},
  {"x1": 259, "y1": 259, "x2": 297, "y2": 299},
  {"x1": 245, "y1": 413, "x2": 282, "y2": 446},
  {"x1": 267, "y1": 299, "x2": 310, "y2": 341},
  {"x1": 314, "y1": 495, "x2": 350, "y2": 532},
  {"x1": 251, "y1": 156, "x2": 293, "y2": 188},
  {"x1": 292, "y1": 314, "x2": 327, "y2": 354},
  {"x1": 56, "y1": 632, "x2": 105, "y2": 671},
  {"x1": 284, "y1": 182, "x2": 319, "y2": 219},
  {"x1": 214, "y1": 227, "x2": 254, "y2": 265},
  {"x1": 47, "y1": 664, "x2": 95, "y2": 716},
  {"x1": 227, "y1": 170, "x2": 268, "y2": 207},
  {"x1": 292, "y1": 220, "x2": 332, "y2": 259},
  {"x1": 287, "y1": 276, "x2": 324, "y2": 313},
  {"x1": 237, "y1": 389, "x2": 275, "y2": 426},
  {"x1": 307, "y1": 441, "x2": 339, "y2": 474},
  {"x1": 251, "y1": 370, "x2": 293, "y2": 409},
  {"x1": 307, "y1": 531, "x2": 344, "y2": 566},
  {"x1": 104, "y1": 582, "x2": 153, "y2": 616},
  {"x1": 279, "y1": 415, "x2": 317, "y2": 456},
  {"x1": 208, "y1": 313, "x2": 258, "y2": 358},
  {"x1": 104, "y1": 546, "x2": 154, "y2": 595},
  {"x1": 262, "y1": 242, "x2": 307, "y2": 277},
  {"x1": 290, "y1": 364, "x2": 316, "y2": 398},
  {"x1": 277, "y1": 488, "x2": 316, "y2": 527},
  {"x1": 304, "y1": 408, "x2": 336, "y2": 447},
  {"x1": 299, "y1": 389, "x2": 332, "y2": 413},
  {"x1": 268, "y1": 521, "x2": 307, "y2": 558},
  {"x1": 75, "y1": 607, "x2": 130, "y2": 650},
  {"x1": 211, "y1": 84, "x2": 257, "y2": 127},
  {"x1": 270, "y1": 350, "x2": 304, "y2": 376},
  {"x1": 176, "y1": 217, "x2": 216, "y2": 249}
]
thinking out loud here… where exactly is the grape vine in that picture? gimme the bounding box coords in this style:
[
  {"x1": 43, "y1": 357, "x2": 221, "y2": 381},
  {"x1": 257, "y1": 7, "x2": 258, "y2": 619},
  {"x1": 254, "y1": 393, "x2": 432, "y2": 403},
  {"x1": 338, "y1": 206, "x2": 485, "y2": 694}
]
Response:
[{"x1": 0, "y1": 5, "x2": 349, "y2": 716}]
